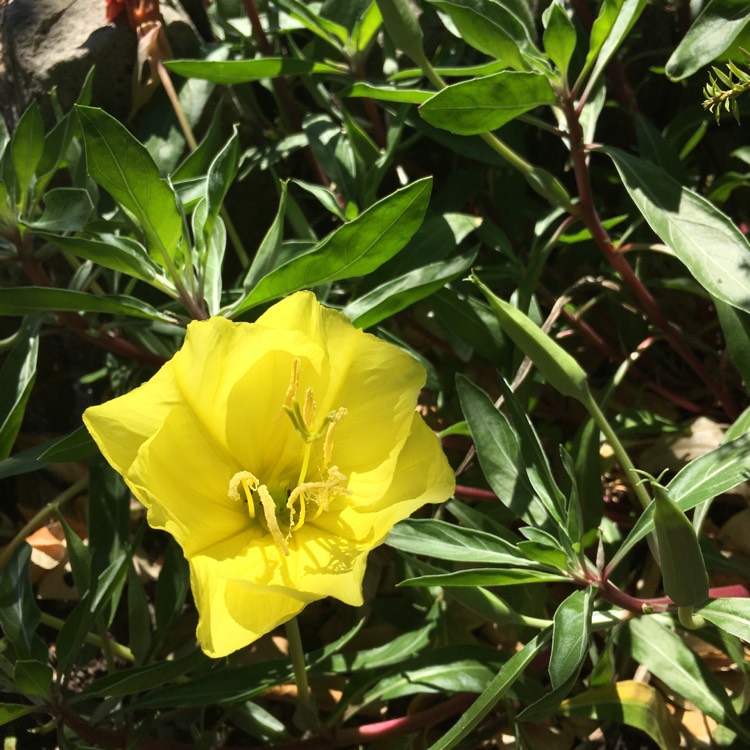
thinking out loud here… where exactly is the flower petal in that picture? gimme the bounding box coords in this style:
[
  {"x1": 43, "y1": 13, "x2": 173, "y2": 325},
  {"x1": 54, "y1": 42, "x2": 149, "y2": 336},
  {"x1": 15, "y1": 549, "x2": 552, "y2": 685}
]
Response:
[
  {"x1": 190, "y1": 554, "x2": 313, "y2": 658},
  {"x1": 315, "y1": 414, "x2": 456, "y2": 544},
  {"x1": 83, "y1": 362, "x2": 180, "y2": 480},
  {"x1": 127, "y1": 404, "x2": 257, "y2": 557}
]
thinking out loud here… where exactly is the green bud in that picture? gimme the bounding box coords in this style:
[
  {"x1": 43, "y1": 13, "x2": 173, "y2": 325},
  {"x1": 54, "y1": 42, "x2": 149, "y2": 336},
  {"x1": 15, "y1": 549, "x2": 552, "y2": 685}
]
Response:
[
  {"x1": 471, "y1": 273, "x2": 590, "y2": 403},
  {"x1": 651, "y1": 482, "x2": 709, "y2": 607},
  {"x1": 526, "y1": 166, "x2": 573, "y2": 210}
]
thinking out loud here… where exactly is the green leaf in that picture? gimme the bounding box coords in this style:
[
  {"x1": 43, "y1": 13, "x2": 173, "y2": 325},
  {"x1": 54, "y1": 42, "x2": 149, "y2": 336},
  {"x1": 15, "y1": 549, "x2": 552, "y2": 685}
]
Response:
[
  {"x1": 697, "y1": 598, "x2": 750, "y2": 642},
  {"x1": 345, "y1": 247, "x2": 478, "y2": 329},
  {"x1": 243, "y1": 182, "x2": 289, "y2": 290},
  {"x1": 83, "y1": 650, "x2": 207, "y2": 698},
  {"x1": 76, "y1": 106, "x2": 184, "y2": 267},
  {"x1": 376, "y1": 0, "x2": 428, "y2": 67},
  {"x1": 37, "y1": 232, "x2": 174, "y2": 293},
  {"x1": 472, "y1": 274, "x2": 590, "y2": 402},
  {"x1": 14, "y1": 660, "x2": 53, "y2": 700},
  {"x1": 429, "y1": 0, "x2": 546, "y2": 71},
  {"x1": 387, "y1": 518, "x2": 533, "y2": 566},
  {"x1": 304, "y1": 114, "x2": 358, "y2": 204},
  {"x1": 666, "y1": 0, "x2": 750, "y2": 80},
  {"x1": 0, "y1": 704, "x2": 36, "y2": 727},
  {"x1": 549, "y1": 588, "x2": 594, "y2": 689},
  {"x1": 543, "y1": 3, "x2": 577, "y2": 79},
  {"x1": 318, "y1": 621, "x2": 435, "y2": 673},
  {"x1": 0, "y1": 545, "x2": 42, "y2": 660},
  {"x1": 427, "y1": 630, "x2": 551, "y2": 750},
  {"x1": 346, "y1": 82, "x2": 431, "y2": 104},
  {"x1": 0, "y1": 287, "x2": 176, "y2": 321},
  {"x1": 716, "y1": 298, "x2": 750, "y2": 385},
  {"x1": 129, "y1": 661, "x2": 293, "y2": 709},
  {"x1": 229, "y1": 178, "x2": 432, "y2": 313},
  {"x1": 602, "y1": 146, "x2": 750, "y2": 314},
  {"x1": 22, "y1": 188, "x2": 94, "y2": 232},
  {"x1": 11, "y1": 103, "x2": 45, "y2": 206},
  {"x1": 0, "y1": 317, "x2": 40, "y2": 460},
  {"x1": 609, "y1": 432, "x2": 750, "y2": 571},
  {"x1": 455, "y1": 375, "x2": 550, "y2": 527},
  {"x1": 581, "y1": 0, "x2": 647, "y2": 90},
  {"x1": 559, "y1": 681, "x2": 680, "y2": 750},
  {"x1": 400, "y1": 567, "x2": 569, "y2": 587},
  {"x1": 165, "y1": 57, "x2": 341, "y2": 83},
  {"x1": 622, "y1": 617, "x2": 748, "y2": 738},
  {"x1": 366, "y1": 647, "x2": 503, "y2": 702},
  {"x1": 420, "y1": 72, "x2": 556, "y2": 135}
]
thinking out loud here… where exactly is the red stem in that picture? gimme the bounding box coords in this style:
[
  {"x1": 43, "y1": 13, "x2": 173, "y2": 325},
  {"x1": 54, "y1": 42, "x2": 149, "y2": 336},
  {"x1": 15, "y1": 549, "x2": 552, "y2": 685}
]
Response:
[
  {"x1": 561, "y1": 94, "x2": 739, "y2": 419},
  {"x1": 61, "y1": 693, "x2": 473, "y2": 750},
  {"x1": 455, "y1": 484, "x2": 499, "y2": 502}
]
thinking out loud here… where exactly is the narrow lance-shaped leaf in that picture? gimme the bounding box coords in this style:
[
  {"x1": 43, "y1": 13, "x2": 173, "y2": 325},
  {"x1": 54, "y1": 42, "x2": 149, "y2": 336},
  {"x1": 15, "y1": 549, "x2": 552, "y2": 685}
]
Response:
[
  {"x1": 0, "y1": 317, "x2": 40, "y2": 460},
  {"x1": 549, "y1": 588, "x2": 594, "y2": 689},
  {"x1": 471, "y1": 273, "x2": 591, "y2": 402},
  {"x1": 420, "y1": 72, "x2": 557, "y2": 136},
  {"x1": 376, "y1": 0, "x2": 429, "y2": 68},
  {"x1": 165, "y1": 58, "x2": 341, "y2": 83},
  {"x1": 428, "y1": 0, "x2": 546, "y2": 72},
  {"x1": 650, "y1": 481, "x2": 709, "y2": 607},
  {"x1": 559, "y1": 681, "x2": 680, "y2": 750},
  {"x1": 76, "y1": 106, "x2": 185, "y2": 268},
  {"x1": 601, "y1": 146, "x2": 750, "y2": 314},
  {"x1": 228, "y1": 178, "x2": 432, "y2": 314},
  {"x1": 666, "y1": 0, "x2": 750, "y2": 81},
  {"x1": 11, "y1": 103, "x2": 45, "y2": 209},
  {"x1": 543, "y1": 3, "x2": 577, "y2": 80}
]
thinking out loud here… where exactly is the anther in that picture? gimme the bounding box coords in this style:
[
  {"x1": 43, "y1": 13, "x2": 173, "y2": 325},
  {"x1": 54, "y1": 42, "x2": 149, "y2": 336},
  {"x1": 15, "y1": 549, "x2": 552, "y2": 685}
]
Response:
[{"x1": 258, "y1": 484, "x2": 289, "y2": 556}]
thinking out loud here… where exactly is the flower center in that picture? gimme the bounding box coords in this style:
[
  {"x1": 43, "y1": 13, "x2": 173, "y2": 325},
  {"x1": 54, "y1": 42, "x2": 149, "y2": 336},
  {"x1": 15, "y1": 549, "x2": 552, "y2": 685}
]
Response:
[{"x1": 228, "y1": 358, "x2": 350, "y2": 555}]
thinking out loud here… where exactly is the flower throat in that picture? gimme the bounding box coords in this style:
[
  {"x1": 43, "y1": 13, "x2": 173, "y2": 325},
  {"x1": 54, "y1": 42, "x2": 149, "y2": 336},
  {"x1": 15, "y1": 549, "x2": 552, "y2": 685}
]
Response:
[{"x1": 228, "y1": 358, "x2": 349, "y2": 555}]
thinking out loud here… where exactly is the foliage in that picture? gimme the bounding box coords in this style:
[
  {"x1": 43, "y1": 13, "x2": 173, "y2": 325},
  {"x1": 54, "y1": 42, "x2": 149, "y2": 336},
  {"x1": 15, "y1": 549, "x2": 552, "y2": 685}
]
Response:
[{"x1": 1, "y1": 0, "x2": 750, "y2": 748}]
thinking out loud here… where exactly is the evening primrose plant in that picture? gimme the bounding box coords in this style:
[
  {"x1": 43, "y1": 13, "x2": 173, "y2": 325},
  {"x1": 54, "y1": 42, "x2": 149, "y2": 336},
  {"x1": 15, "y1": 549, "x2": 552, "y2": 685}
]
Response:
[{"x1": 2, "y1": 0, "x2": 750, "y2": 748}]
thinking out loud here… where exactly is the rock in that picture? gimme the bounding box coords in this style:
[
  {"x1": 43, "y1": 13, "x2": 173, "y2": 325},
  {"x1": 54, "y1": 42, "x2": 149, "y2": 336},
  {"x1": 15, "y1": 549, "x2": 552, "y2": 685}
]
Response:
[{"x1": 0, "y1": 0, "x2": 202, "y2": 129}]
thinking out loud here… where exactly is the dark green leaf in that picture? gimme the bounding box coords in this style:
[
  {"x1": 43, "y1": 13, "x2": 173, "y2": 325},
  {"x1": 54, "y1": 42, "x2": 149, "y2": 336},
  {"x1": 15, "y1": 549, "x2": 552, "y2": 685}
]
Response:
[
  {"x1": 622, "y1": 617, "x2": 748, "y2": 738},
  {"x1": 23, "y1": 188, "x2": 93, "y2": 232},
  {"x1": 549, "y1": 588, "x2": 594, "y2": 689},
  {"x1": 14, "y1": 660, "x2": 52, "y2": 700},
  {"x1": 420, "y1": 72, "x2": 556, "y2": 135},
  {"x1": 0, "y1": 545, "x2": 43, "y2": 660},
  {"x1": 0, "y1": 287, "x2": 176, "y2": 321},
  {"x1": 697, "y1": 598, "x2": 750, "y2": 642},
  {"x1": 11, "y1": 103, "x2": 45, "y2": 205},
  {"x1": 37, "y1": 233, "x2": 174, "y2": 292},
  {"x1": 83, "y1": 650, "x2": 207, "y2": 698},
  {"x1": 229, "y1": 178, "x2": 432, "y2": 313},
  {"x1": 602, "y1": 146, "x2": 750, "y2": 314},
  {"x1": 0, "y1": 703, "x2": 36, "y2": 726},
  {"x1": 666, "y1": 0, "x2": 750, "y2": 80},
  {"x1": 387, "y1": 518, "x2": 532, "y2": 566},
  {"x1": 165, "y1": 58, "x2": 341, "y2": 83},
  {"x1": 543, "y1": 3, "x2": 577, "y2": 79},
  {"x1": 427, "y1": 630, "x2": 551, "y2": 750},
  {"x1": 345, "y1": 248, "x2": 478, "y2": 329},
  {"x1": 428, "y1": 0, "x2": 546, "y2": 71},
  {"x1": 0, "y1": 317, "x2": 40, "y2": 459},
  {"x1": 346, "y1": 83, "x2": 431, "y2": 104},
  {"x1": 716, "y1": 299, "x2": 750, "y2": 385},
  {"x1": 400, "y1": 567, "x2": 569, "y2": 587},
  {"x1": 76, "y1": 106, "x2": 184, "y2": 266},
  {"x1": 456, "y1": 375, "x2": 550, "y2": 527}
]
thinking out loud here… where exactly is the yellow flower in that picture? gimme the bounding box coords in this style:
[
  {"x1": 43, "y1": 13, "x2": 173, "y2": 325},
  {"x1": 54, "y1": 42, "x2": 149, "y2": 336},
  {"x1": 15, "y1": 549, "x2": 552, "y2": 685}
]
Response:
[{"x1": 83, "y1": 292, "x2": 455, "y2": 657}]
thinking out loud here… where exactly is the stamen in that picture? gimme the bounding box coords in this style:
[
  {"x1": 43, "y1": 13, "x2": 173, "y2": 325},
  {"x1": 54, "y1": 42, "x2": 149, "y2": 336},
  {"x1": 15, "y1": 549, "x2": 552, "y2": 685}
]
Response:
[
  {"x1": 323, "y1": 407, "x2": 347, "y2": 468},
  {"x1": 228, "y1": 470, "x2": 259, "y2": 503},
  {"x1": 284, "y1": 358, "x2": 301, "y2": 408},
  {"x1": 303, "y1": 387, "x2": 316, "y2": 431},
  {"x1": 258, "y1": 484, "x2": 289, "y2": 556}
]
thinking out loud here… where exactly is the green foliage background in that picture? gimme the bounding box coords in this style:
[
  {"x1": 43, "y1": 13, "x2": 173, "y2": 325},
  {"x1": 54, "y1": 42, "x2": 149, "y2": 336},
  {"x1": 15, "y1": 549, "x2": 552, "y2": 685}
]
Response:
[{"x1": 1, "y1": 0, "x2": 750, "y2": 747}]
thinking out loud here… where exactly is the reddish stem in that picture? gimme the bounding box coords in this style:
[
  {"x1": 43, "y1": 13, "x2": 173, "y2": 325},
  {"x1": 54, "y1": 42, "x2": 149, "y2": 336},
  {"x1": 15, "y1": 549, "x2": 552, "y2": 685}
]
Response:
[
  {"x1": 561, "y1": 95, "x2": 739, "y2": 419},
  {"x1": 61, "y1": 693, "x2": 473, "y2": 750},
  {"x1": 455, "y1": 484, "x2": 499, "y2": 502}
]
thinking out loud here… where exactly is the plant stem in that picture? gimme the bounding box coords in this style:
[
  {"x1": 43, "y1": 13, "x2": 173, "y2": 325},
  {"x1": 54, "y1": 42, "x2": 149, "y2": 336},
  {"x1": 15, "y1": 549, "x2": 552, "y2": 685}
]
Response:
[
  {"x1": 40, "y1": 612, "x2": 135, "y2": 663},
  {"x1": 284, "y1": 617, "x2": 318, "y2": 731},
  {"x1": 561, "y1": 94, "x2": 739, "y2": 419},
  {"x1": 583, "y1": 393, "x2": 652, "y2": 511},
  {"x1": 0, "y1": 476, "x2": 89, "y2": 571}
]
